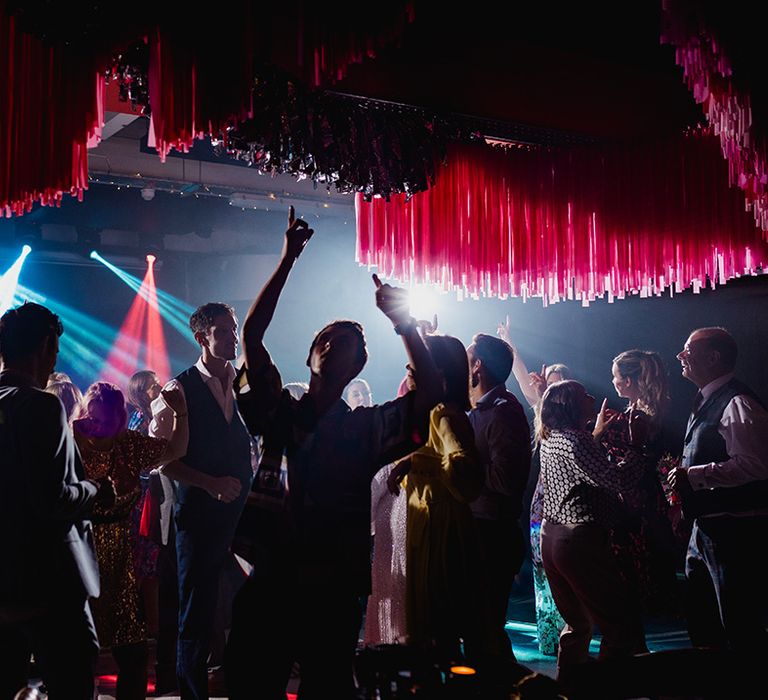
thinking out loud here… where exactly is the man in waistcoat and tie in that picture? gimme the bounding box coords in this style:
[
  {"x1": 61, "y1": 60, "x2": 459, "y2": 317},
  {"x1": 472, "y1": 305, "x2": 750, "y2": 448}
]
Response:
[
  {"x1": 151, "y1": 302, "x2": 253, "y2": 700},
  {"x1": 668, "y1": 327, "x2": 768, "y2": 653}
]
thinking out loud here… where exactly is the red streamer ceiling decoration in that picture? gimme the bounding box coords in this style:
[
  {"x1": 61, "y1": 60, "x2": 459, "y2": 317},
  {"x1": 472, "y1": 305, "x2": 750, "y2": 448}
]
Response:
[
  {"x1": 661, "y1": 0, "x2": 768, "y2": 235},
  {"x1": 0, "y1": 9, "x2": 103, "y2": 217},
  {"x1": 356, "y1": 135, "x2": 767, "y2": 306},
  {"x1": 1, "y1": 2, "x2": 415, "y2": 214},
  {"x1": 146, "y1": 2, "x2": 415, "y2": 160}
]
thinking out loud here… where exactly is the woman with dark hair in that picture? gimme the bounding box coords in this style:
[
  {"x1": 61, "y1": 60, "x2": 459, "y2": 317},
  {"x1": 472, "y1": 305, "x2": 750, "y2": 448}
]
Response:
[
  {"x1": 602, "y1": 350, "x2": 677, "y2": 611},
  {"x1": 127, "y1": 370, "x2": 162, "y2": 434},
  {"x1": 537, "y1": 380, "x2": 647, "y2": 677},
  {"x1": 389, "y1": 334, "x2": 483, "y2": 659},
  {"x1": 73, "y1": 381, "x2": 188, "y2": 700}
]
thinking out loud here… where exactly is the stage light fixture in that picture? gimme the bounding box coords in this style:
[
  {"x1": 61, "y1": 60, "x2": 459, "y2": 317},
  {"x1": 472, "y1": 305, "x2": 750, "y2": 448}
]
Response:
[{"x1": 146, "y1": 254, "x2": 157, "y2": 264}]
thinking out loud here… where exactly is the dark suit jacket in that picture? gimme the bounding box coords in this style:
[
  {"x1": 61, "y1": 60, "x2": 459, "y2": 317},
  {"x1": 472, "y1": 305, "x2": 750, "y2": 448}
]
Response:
[{"x1": 0, "y1": 371, "x2": 100, "y2": 612}]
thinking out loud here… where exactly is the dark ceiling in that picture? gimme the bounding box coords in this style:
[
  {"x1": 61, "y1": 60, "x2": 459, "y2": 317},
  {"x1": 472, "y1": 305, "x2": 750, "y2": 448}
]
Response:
[{"x1": 333, "y1": 3, "x2": 703, "y2": 141}]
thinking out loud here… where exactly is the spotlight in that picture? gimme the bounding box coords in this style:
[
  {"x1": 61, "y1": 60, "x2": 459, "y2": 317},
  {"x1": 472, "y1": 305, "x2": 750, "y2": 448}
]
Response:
[
  {"x1": 89, "y1": 250, "x2": 99, "y2": 260},
  {"x1": 146, "y1": 254, "x2": 157, "y2": 265},
  {"x1": 21, "y1": 245, "x2": 32, "y2": 256}
]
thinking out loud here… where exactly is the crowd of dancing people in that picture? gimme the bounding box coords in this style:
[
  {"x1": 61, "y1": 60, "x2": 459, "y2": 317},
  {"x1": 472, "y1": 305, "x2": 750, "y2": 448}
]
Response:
[{"x1": 2, "y1": 208, "x2": 767, "y2": 700}]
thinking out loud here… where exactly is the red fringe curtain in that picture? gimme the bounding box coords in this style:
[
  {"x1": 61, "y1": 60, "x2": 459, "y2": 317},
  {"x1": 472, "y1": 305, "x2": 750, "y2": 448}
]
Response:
[
  {"x1": 146, "y1": 18, "x2": 258, "y2": 162},
  {"x1": 147, "y1": 2, "x2": 415, "y2": 160},
  {"x1": 356, "y1": 134, "x2": 767, "y2": 306},
  {"x1": 661, "y1": 0, "x2": 768, "y2": 235},
  {"x1": 1, "y1": 2, "x2": 415, "y2": 213},
  {"x1": 0, "y1": 10, "x2": 103, "y2": 217}
]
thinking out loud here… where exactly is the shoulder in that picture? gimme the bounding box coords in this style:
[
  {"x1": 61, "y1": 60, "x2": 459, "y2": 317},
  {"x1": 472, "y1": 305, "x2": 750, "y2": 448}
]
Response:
[
  {"x1": 488, "y1": 392, "x2": 528, "y2": 424},
  {"x1": 17, "y1": 388, "x2": 66, "y2": 423},
  {"x1": 352, "y1": 393, "x2": 411, "y2": 426},
  {"x1": 494, "y1": 389, "x2": 525, "y2": 410},
  {"x1": 726, "y1": 393, "x2": 768, "y2": 421},
  {"x1": 547, "y1": 428, "x2": 589, "y2": 454}
]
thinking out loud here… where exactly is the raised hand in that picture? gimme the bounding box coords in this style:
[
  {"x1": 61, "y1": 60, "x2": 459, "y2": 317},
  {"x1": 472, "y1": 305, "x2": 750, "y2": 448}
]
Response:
[
  {"x1": 593, "y1": 398, "x2": 619, "y2": 440},
  {"x1": 497, "y1": 314, "x2": 514, "y2": 348},
  {"x1": 416, "y1": 314, "x2": 439, "y2": 337},
  {"x1": 283, "y1": 205, "x2": 314, "y2": 260},
  {"x1": 372, "y1": 274, "x2": 411, "y2": 326},
  {"x1": 528, "y1": 365, "x2": 547, "y2": 398}
]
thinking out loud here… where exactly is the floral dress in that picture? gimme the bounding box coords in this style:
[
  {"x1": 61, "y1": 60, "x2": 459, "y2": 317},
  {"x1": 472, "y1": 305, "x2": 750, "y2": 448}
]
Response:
[
  {"x1": 530, "y1": 465, "x2": 565, "y2": 655},
  {"x1": 599, "y1": 408, "x2": 677, "y2": 613},
  {"x1": 78, "y1": 429, "x2": 167, "y2": 648}
]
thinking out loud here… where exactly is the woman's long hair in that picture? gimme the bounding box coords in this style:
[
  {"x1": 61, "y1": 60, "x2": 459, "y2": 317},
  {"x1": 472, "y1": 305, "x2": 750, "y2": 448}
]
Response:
[
  {"x1": 45, "y1": 381, "x2": 83, "y2": 423},
  {"x1": 424, "y1": 334, "x2": 471, "y2": 412},
  {"x1": 535, "y1": 380, "x2": 587, "y2": 443},
  {"x1": 613, "y1": 349, "x2": 668, "y2": 422},
  {"x1": 127, "y1": 370, "x2": 158, "y2": 418}
]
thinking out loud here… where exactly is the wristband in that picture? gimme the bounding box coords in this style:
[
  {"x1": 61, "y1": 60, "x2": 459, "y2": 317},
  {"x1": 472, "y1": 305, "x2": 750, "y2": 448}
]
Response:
[{"x1": 393, "y1": 317, "x2": 417, "y2": 335}]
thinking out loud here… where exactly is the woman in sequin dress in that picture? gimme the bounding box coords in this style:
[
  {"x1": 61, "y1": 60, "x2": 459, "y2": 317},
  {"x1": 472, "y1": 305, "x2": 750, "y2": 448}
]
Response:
[
  {"x1": 73, "y1": 382, "x2": 188, "y2": 700},
  {"x1": 365, "y1": 377, "x2": 408, "y2": 647}
]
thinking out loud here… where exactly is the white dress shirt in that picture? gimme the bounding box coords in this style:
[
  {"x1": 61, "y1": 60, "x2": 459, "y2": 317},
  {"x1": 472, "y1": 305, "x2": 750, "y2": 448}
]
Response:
[{"x1": 686, "y1": 373, "x2": 768, "y2": 492}]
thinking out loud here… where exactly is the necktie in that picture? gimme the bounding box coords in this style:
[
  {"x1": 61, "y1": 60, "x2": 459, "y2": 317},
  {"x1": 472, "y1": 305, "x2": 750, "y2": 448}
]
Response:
[{"x1": 691, "y1": 390, "x2": 704, "y2": 416}]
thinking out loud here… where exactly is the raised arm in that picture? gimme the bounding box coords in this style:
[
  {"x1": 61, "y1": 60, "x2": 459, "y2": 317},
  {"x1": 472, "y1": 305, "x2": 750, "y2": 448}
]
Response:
[
  {"x1": 372, "y1": 274, "x2": 442, "y2": 433},
  {"x1": 241, "y1": 206, "x2": 314, "y2": 372},
  {"x1": 497, "y1": 316, "x2": 541, "y2": 408}
]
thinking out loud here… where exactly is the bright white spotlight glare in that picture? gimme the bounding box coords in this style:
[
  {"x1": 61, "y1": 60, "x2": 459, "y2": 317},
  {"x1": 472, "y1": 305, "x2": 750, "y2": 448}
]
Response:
[
  {"x1": 89, "y1": 250, "x2": 99, "y2": 260},
  {"x1": 21, "y1": 245, "x2": 32, "y2": 256},
  {"x1": 146, "y1": 254, "x2": 156, "y2": 264},
  {"x1": 409, "y1": 284, "x2": 440, "y2": 321}
]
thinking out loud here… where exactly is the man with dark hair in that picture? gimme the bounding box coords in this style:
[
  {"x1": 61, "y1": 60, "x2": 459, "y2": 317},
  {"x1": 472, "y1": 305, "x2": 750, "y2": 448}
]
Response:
[
  {"x1": 0, "y1": 303, "x2": 114, "y2": 699},
  {"x1": 467, "y1": 332, "x2": 531, "y2": 669},
  {"x1": 669, "y1": 326, "x2": 768, "y2": 652},
  {"x1": 226, "y1": 208, "x2": 442, "y2": 699},
  {"x1": 150, "y1": 301, "x2": 252, "y2": 699}
]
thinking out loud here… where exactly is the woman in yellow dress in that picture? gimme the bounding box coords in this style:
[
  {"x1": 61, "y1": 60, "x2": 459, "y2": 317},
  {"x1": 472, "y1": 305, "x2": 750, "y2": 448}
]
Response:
[{"x1": 390, "y1": 334, "x2": 483, "y2": 661}]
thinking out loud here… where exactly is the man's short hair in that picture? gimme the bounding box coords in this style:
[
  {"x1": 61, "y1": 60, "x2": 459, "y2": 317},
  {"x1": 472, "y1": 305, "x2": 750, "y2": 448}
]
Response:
[
  {"x1": 189, "y1": 302, "x2": 235, "y2": 335},
  {"x1": 0, "y1": 303, "x2": 63, "y2": 364},
  {"x1": 308, "y1": 320, "x2": 368, "y2": 369},
  {"x1": 472, "y1": 333, "x2": 514, "y2": 386},
  {"x1": 694, "y1": 327, "x2": 738, "y2": 372}
]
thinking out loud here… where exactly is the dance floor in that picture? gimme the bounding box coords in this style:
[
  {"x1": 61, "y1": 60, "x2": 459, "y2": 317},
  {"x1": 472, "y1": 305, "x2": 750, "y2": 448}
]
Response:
[{"x1": 93, "y1": 570, "x2": 693, "y2": 699}]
